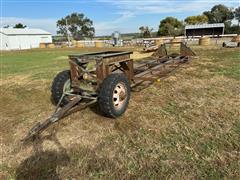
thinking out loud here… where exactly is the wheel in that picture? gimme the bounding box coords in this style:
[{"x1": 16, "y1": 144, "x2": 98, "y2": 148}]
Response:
[
  {"x1": 98, "y1": 74, "x2": 130, "y2": 118},
  {"x1": 222, "y1": 42, "x2": 226, "y2": 47},
  {"x1": 51, "y1": 70, "x2": 71, "y2": 106},
  {"x1": 238, "y1": 42, "x2": 240, "y2": 47}
]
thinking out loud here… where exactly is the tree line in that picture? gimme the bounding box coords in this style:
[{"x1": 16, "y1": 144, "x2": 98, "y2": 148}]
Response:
[
  {"x1": 5, "y1": 4, "x2": 240, "y2": 39},
  {"x1": 142, "y1": 4, "x2": 240, "y2": 37}
]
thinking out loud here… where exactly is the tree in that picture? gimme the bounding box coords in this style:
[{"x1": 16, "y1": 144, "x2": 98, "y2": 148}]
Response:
[
  {"x1": 203, "y1": 4, "x2": 234, "y2": 23},
  {"x1": 157, "y1": 17, "x2": 184, "y2": 36},
  {"x1": 139, "y1": 26, "x2": 153, "y2": 38},
  {"x1": 203, "y1": 4, "x2": 234, "y2": 34},
  {"x1": 235, "y1": 7, "x2": 240, "y2": 22},
  {"x1": 184, "y1": 15, "x2": 208, "y2": 25},
  {"x1": 14, "y1": 23, "x2": 27, "y2": 28},
  {"x1": 235, "y1": 7, "x2": 240, "y2": 34},
  {"x1": 57, "y1": 13, "x2": 95, "y2": 40}
]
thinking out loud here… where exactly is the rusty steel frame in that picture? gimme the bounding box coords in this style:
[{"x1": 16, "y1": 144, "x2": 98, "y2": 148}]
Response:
[
  {"x1": 68, "y1": 51, "x2": 134, "y2": 88},
  {"x1": 22, "y1": 42, "x2": 196, "y2": 141},
  {"x1": 68, "y1": 43, "x2": 195, "y2": 88}
]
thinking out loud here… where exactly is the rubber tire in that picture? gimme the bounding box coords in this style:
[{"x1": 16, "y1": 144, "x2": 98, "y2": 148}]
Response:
[
  {"x1": 238, "y1": 42, "x2": 240, "y2": 47},
  {"x1": 98, "y1": 74, "x2": 130, "y2": 118},
  {"x1": 222, "y1": 42, "x2": 226, "y2": 47},
  {"x1": 51, "y1": 70, "x2": 71, "y2": 106}
]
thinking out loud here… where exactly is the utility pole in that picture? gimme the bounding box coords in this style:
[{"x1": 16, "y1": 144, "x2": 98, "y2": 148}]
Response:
[{"x1": 66, "y1": 19, "x2": 71, "y2": 47}]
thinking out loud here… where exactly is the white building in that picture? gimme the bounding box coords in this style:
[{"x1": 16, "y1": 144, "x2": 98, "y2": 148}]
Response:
[{"x1": 0, "y1": 28, "x2": 52, "y2": 50}]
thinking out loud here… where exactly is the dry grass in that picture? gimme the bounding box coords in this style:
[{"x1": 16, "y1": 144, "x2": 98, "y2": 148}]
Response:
[
  {"x1": 131, "y1": 51, "x2": 153, "y2": 59},
  {"x1": 0, "y1": 46, "x2": 239, "y2": 179}
]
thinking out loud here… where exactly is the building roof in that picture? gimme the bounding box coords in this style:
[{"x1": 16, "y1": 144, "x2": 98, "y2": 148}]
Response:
[
  {"x1": 185, "y1": 23, "x2": 225, "y2": 30},
  {"x1": 0, "y1": 28, "x2": 51, "y2": 35}
]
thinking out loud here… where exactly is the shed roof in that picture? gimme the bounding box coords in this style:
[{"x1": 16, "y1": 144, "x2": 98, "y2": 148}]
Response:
[
  {"x1": 185, "y1": 23, "x2": 225, "y2": 30},
  {"x1": 0, "y1": 28, "x2": 51, "y2": 35}
]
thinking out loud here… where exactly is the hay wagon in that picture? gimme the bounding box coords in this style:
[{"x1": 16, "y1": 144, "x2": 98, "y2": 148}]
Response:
[{"x1": 23, "y1": 42, "x2": 196, "y2": 140}]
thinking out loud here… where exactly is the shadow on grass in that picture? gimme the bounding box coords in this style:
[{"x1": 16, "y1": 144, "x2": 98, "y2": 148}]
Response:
[
  {"x1": 89, "y1": 104, "x2": 106, "y2": 117},
  {"x1": 15, "y1": 133, "x2": 70, "y2": 180},
  {"x1": 15, "y1": 132, "x2": 126, "y2": 179}
]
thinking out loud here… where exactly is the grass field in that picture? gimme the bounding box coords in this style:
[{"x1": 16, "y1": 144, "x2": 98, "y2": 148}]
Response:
[{"x1": 0, "y1": 46, "x2": 240, "y2": 179}]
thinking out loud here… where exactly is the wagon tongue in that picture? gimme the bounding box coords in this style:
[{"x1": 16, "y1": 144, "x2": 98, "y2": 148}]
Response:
[
  {"x1": 21, "y1": 96, "x2": 83, "y2": 142},
  {"x1": 22, "y1": 116, "x2": 58, "y2": 142}
]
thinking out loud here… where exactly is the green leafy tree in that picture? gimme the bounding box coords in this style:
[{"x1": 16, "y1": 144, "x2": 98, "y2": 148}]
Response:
[
  {"x1": 14, "y1": 23, "x2": 27, "y2": 28},
  {"x1": 204, "y1": 4, "x2": 235, "y2": 34},
  {"x1": 235, "y1": 7, "x2": 240, "y2": 34},
  {"x1": 203, "y1": 4, "x2": 234, "y2": 23},
  {"x1": 157, "y1": 17, "x2": 184, "y2": 36},
  {"x1": 139, "y1": 26, "x2": 153, "y2": 38},
  {"x1": 57, "y1": 13, "x2": 95, "y2": 40},
  {"x1": 235, "y1": 7, "x2": 240, "y2": 21},
  {"x1": 184, "y1": 15, "x2": 208, "y2": 25}
]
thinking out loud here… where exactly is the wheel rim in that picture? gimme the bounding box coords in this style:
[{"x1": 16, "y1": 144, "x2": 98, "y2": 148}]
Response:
[
  {"x1": 112, "y1": 82, "x2": 127, "y2": 110},
  {"x1": 63, "y1": 79, "x2": 71, "y2": 94}
]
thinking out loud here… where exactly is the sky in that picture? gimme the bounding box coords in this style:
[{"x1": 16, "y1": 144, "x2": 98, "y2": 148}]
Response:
[{"x1": 1, "y1": 0, "x2": 239, "y2": 36}]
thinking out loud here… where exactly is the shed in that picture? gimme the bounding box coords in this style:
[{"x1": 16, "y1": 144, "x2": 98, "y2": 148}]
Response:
[
  {"x1": 185, "y1": 23, "x2": 225, "y2": 37},
  {"x1": 0, "y1": 28, "x2": 52, "y2": 50}
]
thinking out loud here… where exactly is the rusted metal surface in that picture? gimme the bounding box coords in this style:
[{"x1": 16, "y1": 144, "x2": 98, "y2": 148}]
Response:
[
  {"x1": 152, "y1": 44, "x2": 167, "y2": 58},
  {"x1": 69, "y1": 60, "x2": 81, "y2": 89},
  {"x1": 133, "y1": 55, "x2": 187, "y2": 83},
  {"x1": 23, "y1": 44, "x2": 196, "y2": 141},
  {"x1": 149, "y1": 42, "x2": 196, "y2": 58},
  {"x1": 180, "y1": 43, "x2": 196, "y2": 56},
  {"x1": 120, "y1": 60, "x2": 134, "y2": 80},
  {"x1": 113, "y1": 82, "x2": 128, "y2": 110},
  {"x1": 22, "y1": 96, "x2": 97, "y2": 141},
  {"x1": 70, "y1": 51, "x2": 133, "y2": 85}
]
